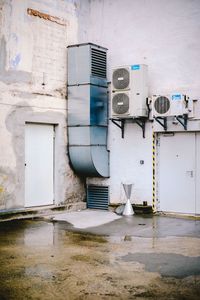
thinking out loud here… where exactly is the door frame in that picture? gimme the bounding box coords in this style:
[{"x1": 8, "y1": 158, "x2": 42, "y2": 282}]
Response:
[
  {"x1": 24, "y1": 122, "x2": 55, "y2": 207},
  {"x1": 156, "y1": 131, "x2": 198, "y2": 215},
  {"x1": 24, "y1": 120, "x2": 59, "y2": 208},
  {"x1": 195, "y1": 132, "x2": 200, "y2": 215}
]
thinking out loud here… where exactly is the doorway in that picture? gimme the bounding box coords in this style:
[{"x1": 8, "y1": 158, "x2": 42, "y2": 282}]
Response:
[
  {"x1": 25, "y1": 123, "x2": 54, "y2": 207},
  {"x1": 157, "y1": 132, "x2": 200, "y2": 214}
]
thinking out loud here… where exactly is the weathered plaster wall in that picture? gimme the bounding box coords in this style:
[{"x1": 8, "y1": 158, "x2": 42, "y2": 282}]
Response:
[
  {"x1": 82, "y1": 0, "x2": 200, "y2": 205},
  {"x1": 0, "y1": 0, "x2": 85, "y2": 210},
  {"x1": 1, "y1": 0, "x2": 200, "y2": 210}
]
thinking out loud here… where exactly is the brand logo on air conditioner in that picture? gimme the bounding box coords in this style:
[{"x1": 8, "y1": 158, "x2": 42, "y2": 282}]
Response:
[
  {"x1": 171, "y1": 94, "x2": 182, "y2": 100},
  {"x1": 131, "y1": 65, "x2": 140, "y2": 70}
]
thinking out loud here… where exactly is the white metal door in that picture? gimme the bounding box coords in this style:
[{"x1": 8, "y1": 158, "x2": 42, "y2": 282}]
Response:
[
  {"x1": 196, "y1": 133, "x2": 200, "y2": 214},
  {"x1": 158, "y1": 133, "x2": 195, "y2": 214},
  {"x1": 25, "y1": 124, "x2": 54, "y2": 207}
]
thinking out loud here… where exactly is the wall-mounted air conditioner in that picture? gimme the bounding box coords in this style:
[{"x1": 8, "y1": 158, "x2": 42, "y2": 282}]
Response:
[
  {"x1": 152, "y1": 94, "x2": 190, "y2": 117},
  {"x1": 111, "y1": 64, "x2": 148, "y2": 118}
]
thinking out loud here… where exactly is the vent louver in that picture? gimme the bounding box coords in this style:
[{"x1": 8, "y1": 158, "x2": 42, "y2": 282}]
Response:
[
  {"x1": 112, "y1": 68, "x2": 130, "y2": 90},
  {"x1": 87, "y1": 185, "x2": 109, "y2": 210},
  {"x1": 112, "y1": 93, "x2": 129, "y2": 114},
  {"x1": 91, "y1": 48, "x2": 107, "y2": 78},
  {"x1": 154, "y1": 96, "x2": 170, "y2": 115}
]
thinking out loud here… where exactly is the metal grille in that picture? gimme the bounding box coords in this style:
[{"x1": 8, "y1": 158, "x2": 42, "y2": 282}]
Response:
[
  {"x1": 87, "y1": 185, "x2": 109, "y2": 210},
  {"x1": 154, "y1": 96, "x2": 170, "y2": 114},
  {"x1": 112, "y1": 68, "x2": 130, "y2": 90},
  {"x1": 112, "y1": 93, "x2": 129, "y2": 114},
  {"x1": 91, "y1": 48, "x2": 107, "y2": 78}
]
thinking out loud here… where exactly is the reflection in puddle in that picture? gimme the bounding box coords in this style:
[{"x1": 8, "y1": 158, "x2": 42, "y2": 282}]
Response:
[
  {"x1": 24, "y1": 223, "x2": 55, "y2": 246},
  {"x1": 25, "y1": 265, "x2": 55, "y2": 280}
]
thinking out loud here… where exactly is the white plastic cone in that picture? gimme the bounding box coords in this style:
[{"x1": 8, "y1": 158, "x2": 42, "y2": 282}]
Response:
[
  {"x1": 122, "y1": 183, "x2": 134, "y2": 216},
  {"x1": 123, "y1": 198, "x2": 134, "y2": 216},
  {"x1": 123, "y1": 184, "x2": 132, "y2": 200}
]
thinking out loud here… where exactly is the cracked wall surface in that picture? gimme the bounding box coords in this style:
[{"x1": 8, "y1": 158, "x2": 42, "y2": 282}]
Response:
[
  {"x1": 2, "y1": 0, "x2": 200, "y2": 211},
  {"x1": 0, "y1": 0, "x2": 86, "y2": 210}
]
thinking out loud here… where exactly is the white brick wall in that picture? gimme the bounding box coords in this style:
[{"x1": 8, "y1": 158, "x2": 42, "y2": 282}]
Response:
[
  {"x1": 31, "y1": 17, "x2": 67, "y2": 91},
  {"x1": 0, "y1": 0, "x2": 79, "y2": 96}
]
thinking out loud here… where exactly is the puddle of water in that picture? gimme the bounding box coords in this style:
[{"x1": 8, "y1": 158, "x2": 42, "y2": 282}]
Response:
[
  {"x1": 68, "y1": 231, "x2": 107, "y2": 246},
  {"x1": 24, "y1": 222, "x2": 54, "y2": 246},
  {"x1": 120, "y1": 252, "x2": 200, "y2": 278},
  {"x1": 0, "y1": 219, "x2": 200, "y2": 299}
]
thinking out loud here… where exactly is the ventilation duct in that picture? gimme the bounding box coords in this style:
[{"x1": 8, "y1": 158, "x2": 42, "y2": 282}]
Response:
[
  {"x1": 67, "y1": 43, "x2": 109, "y2": 177},
  {"x1": 87, "y1": 185, "x2": 109, "y2": 210}
]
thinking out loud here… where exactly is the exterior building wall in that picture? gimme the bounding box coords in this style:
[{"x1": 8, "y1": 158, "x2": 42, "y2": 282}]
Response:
[
  {"x1": 1, "y1": 0, "x2": 200, "y2": 212},
  {"x1": 81, "y1": 0, "x2": 200, "y2": 206},
  {"x1": 0, "y1": 0, "x2": 85, "y2": 211}
]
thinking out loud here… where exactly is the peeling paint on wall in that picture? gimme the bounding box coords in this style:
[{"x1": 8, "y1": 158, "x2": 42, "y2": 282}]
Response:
[
  {"x1": 5, "y1": 103, "x2": 33, "y2": 209},
  {"x1": 27, "y1": 8, "x2": 68, "y2": 26},
  {"x1": 10, "y1": 53, "x2": 21, "y2": 69},
  {"x1": 0, "y1": 0, "x2": 87, "y2": 212},
  {"x1": 0, "y1": 167, "x2": 16, "y2": 209},
  {"x1": 0, "y1": 36, "x2": 31, "y2": 83},
  {"x1": 1, "y1": 99, "x2": 85, "y2": 210}
]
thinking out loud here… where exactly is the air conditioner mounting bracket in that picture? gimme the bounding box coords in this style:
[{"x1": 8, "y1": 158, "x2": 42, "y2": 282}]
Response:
[
  {"x1": 175, "y1": 114, "x2": 188, "y2": 130},
  {"x1": 110, "y1": 117, "x2": 147, "y2": 139},
  {"x1": 111, "y1": 118, "x2": 125, "y2": 138},
  {"x1": 134, "y1": 118, "x2": 146, "y2": 138},
  {"x1": 154, "y1": 117, "x2": 167, "y2": 131}
]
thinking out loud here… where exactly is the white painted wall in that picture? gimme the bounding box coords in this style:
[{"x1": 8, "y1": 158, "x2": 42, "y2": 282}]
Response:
[
  {"x1": 82, "y1": 0, "x2": 200, "y2": 206},
  {"x1": 80, "y1": 0, "x2": 200, "y2": 99}
]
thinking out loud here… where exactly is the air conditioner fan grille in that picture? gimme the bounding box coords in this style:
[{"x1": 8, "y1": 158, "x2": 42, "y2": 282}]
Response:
[
  {"x1": 154, "y1": 96, "x2": 170, "y2": 114},
  {"x1": 112, "y1": 93, "x2": 129, "y2": 114},
  {"x1": 112, "y1": 68, "x2": 130, "y2": 90}
]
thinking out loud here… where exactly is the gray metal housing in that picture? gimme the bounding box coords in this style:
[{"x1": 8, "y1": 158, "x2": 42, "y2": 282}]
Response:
[
  {"x1": 68, "y1": 43, "x2": 108, "y2": 87},
  {"x1": 67, "y1": 43, "x2": 109, "y2": 177}
]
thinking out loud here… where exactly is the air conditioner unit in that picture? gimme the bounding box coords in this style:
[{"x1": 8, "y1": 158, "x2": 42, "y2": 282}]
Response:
[
  {"x1": 152, "y1": 94, "x2": 189, "y2": 117},
  {"x1": 111, "y1": 64, "x2": 148, "y2": 118}
]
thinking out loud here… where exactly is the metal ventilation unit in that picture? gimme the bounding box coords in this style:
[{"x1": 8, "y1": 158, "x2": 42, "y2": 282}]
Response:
[
  {"x1": 91, "y1": 48, "x2": 107, "y2": 78},
  {"x1": 111, "y1": 64, "x2": 148, "y2": 118},
  {"x1": 87, "y1": 185, "x2": 109, "y2": 210},
  {"x1": 68, "y1": 42, "x2": 107, "y2": 87},
  {"x1": 67, "y1": 43, "x2": 109, "y2": 177}
]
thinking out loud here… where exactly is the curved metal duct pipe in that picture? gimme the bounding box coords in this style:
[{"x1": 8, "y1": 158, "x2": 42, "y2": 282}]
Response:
[{"x1": 67, "y1": 43, "x2": 109, "y2": 178}]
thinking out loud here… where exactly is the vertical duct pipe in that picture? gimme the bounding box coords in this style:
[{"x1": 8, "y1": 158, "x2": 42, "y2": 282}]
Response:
[{"x1": 67, "y1": 43, "x2": 109, "y2": 177}]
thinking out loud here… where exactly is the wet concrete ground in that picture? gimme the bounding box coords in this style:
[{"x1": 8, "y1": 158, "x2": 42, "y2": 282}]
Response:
[{"x1": 0, "y1": 211, "x2": 200, "y2": 299}]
